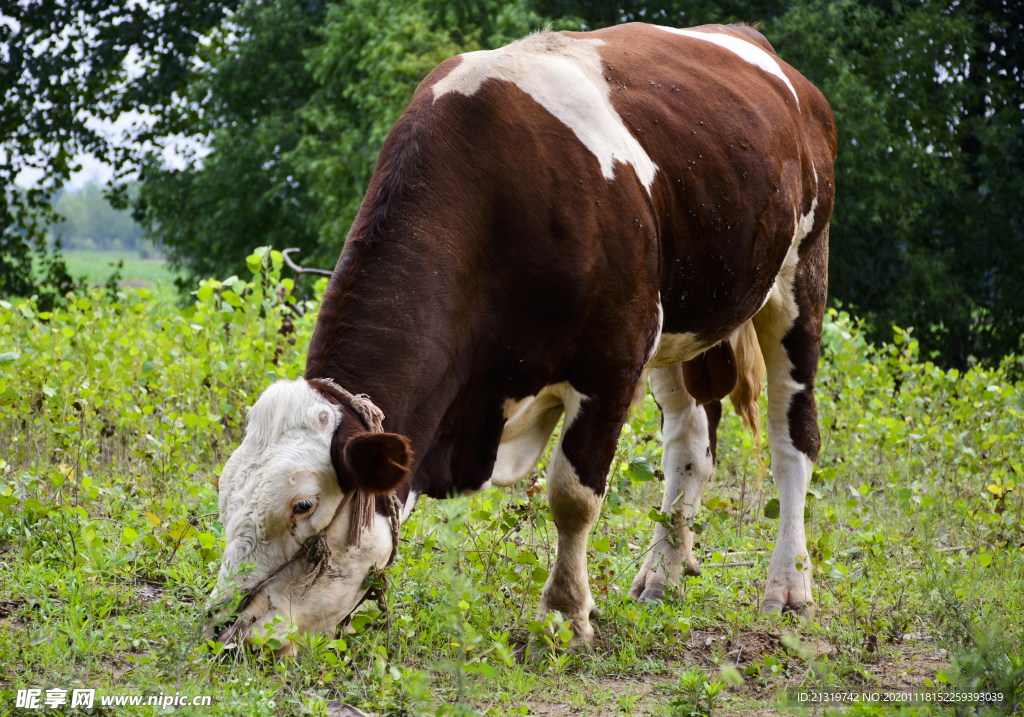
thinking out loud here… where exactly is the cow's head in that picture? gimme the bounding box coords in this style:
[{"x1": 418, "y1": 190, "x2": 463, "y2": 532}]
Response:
[{"x1": 207, "y1": 378, "x2": 410, "y2": 655}]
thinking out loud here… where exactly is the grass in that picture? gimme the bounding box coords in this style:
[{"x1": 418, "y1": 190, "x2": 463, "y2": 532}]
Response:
[
  {"x1": 60, "y1": 250, "x2": 181, "y2": 294},
  {"x1": 1, "y1": 251, "x2": 1023, "y2": 716}
]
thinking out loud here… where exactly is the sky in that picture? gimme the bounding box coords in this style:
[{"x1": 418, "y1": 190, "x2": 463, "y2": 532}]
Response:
[
  {"x1": 7, "y1": 14, "x2": 211, "y2": 193},
  {"x1": 14, "y1": 111, "x2": 210, "y2": 192}
]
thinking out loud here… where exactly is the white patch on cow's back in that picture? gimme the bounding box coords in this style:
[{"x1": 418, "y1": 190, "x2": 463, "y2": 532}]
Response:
[
  {"x1": 432, "y1": 32, "x2": 658, "y2": 193},
  {"x1": 656, "y1": 26, "x2": 800, "y2": 109}
]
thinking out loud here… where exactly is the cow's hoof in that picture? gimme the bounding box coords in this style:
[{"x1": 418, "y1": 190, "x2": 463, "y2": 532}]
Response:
[
  {"x1": 627, "y1": 576, "x2": 648, "y2": 601},
  {"x1": 761, "y1": 571, "x2": 814, "y2": 619},
  {"x1": 637, "y1": 585, "x2": 665, "y2": 604},
  {"x1": 761, "y1": 597, "x2": 814, "y2": 620},
  {"x1": 589, "y1": 606, "x2": 602, "y2": 619},
  {"x1": 683, "y1": 556, "x2": 702, "y2": 577},
  {"x1": 628, "y1": 566, "x2": 664, "y2": 602}
]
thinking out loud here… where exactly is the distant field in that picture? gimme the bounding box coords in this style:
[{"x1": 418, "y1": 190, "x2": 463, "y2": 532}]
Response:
[{"x1": 61, "y1": 250, "x2": 181, "y2": 291}]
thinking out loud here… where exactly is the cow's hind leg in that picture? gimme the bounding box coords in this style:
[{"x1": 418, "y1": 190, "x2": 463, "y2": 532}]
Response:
[
  {"x1": 541, "y1": 386, "x2": 629, "y2": 644},
  {"x1": 754, "y1": 222, "x2": 829, "y2": 616},
  {"x1": 628, "y1": 365, "x2": 720, "y2": 602}
]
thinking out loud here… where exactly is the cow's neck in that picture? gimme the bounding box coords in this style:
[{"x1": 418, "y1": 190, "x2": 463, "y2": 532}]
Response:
[{"x1": 304, "y1": 226, "x2": 473, "y2": 498}]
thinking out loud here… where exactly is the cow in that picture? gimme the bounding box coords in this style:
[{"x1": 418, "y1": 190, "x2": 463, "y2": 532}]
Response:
[{"x1": 208, "y1": 21, "x2": 836, "y2": 655}]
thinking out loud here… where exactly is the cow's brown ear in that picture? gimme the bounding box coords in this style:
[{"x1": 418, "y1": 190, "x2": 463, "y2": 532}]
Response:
[{"x1": 338, "y1": 432, "x2": 412, "y2": 494}]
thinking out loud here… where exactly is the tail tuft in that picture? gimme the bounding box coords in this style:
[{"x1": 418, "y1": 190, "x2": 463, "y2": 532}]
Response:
[{"x1": 729, "y1": 320, "x2": 766, "y2": 483}]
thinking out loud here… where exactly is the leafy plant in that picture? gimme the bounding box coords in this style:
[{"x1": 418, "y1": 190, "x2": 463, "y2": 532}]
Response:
[
  {"x1": 0, "y1": 250, "x2": 1022, "y2": 713},
  {"x1": 668, "y1": 668, "x2": 725, "y2": 717}
]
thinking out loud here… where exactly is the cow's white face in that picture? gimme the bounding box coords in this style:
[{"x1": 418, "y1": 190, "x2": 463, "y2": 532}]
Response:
[{"x1": 208, "y1": 378, "x2": 409, "y2": 654}]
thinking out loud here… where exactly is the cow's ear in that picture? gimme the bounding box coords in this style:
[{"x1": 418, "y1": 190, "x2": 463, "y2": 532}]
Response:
[{"x1": 337, "y1": 432, "x2": 412, "y2": 494}]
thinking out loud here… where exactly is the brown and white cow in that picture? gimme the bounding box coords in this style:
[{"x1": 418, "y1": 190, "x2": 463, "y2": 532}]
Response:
[{"x1": 209, "y1": 21, "x2": 836, "y2": 654}]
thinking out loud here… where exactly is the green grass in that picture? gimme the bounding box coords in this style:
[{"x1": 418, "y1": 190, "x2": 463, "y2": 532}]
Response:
[
  {"x1": 1, "y1": 251, "x2": 1023, "y2": 716},
  {"x1": 61, "y1": 250, "x2": 181, "y2": 291}
]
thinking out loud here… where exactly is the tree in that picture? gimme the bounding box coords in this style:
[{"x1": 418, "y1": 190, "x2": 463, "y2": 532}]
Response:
[
  {"x1": 136, "y1": 0, "x2": 546, "y2": 280},
  {"x1": 289, "y1": 0, "x2": 545, "y2": 252},
  {"x1": 7, "y1": 0, "x2": 1021, "y2": 364},
  {"x1": 51, "y1": 183, "x2": 145, "y2": 251},
  {"x1": 767, "y1": 0, "x2": 1024, "y2": 364},
  {"x1": 0, "y1": 0, "x2": 239, "y2": 299},
  {"x1": 134, "y1": 0, "x2": 326, "y2": 283}
]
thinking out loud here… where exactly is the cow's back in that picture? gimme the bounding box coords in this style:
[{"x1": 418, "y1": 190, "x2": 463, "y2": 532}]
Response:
[
  {"x1": 575, "y1": 23, "x2": 836, "y2": 350},
  {"x1": 415, "y1": 23, "x2": 836, "y2": 353}
]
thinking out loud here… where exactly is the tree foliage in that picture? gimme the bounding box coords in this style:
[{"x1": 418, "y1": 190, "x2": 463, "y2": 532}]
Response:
[
  {"x1": 1, "y1": 0, "x2": 239, "y2": 300},
  {"x1": 51, "y1": 183, "x2": 145, "y2": 252},
  {"x1": 4, "y1": 0, "x2": 1023, "y2": 365},
  {"x1": 135, "y1": 0, "x2": 546, "y2": 278}
]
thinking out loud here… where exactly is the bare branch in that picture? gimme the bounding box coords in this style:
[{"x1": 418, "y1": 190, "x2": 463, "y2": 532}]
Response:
[{"x1": 282, "y1": 248, "x2": 333, "y2": 277}]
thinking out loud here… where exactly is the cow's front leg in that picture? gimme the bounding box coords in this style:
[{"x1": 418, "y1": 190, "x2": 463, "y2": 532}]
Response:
[
  {"x1": 629, "y1": 365, "x2": 719, "y2": 602},
  {"x1": 540, "y1": 387, "x2": 626, "y2": 645}
]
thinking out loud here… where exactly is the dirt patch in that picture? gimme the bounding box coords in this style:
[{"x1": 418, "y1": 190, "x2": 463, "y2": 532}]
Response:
[
  {"x1": 0, "y1": 598, "x2": 25, "y2": 618},
  {"x1": 700, "y1": 628, "x2": 778, "y2": 663},
  {"x1": 134, "y1": 584, "x2": 162, "y2": 602}
]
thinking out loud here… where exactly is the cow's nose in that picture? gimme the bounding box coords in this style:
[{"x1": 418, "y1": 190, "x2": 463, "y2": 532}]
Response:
[
  {"x1": 209, "y1": 590, "x2": 272, "y2": 645},
  {"x1": 203, "y1": 596, "x2": 239, "y2": 643}
]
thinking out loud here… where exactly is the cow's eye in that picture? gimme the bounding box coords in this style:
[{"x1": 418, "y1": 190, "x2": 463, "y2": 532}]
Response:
[{"x1": 293, "y1": 499, "x2": 317, "y2": 516}]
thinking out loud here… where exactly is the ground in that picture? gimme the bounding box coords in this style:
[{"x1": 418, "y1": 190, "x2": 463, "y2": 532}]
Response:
[
  {"x1": 0, "y1": 261, "x2": 1021, "y2": 716},
  {"x1": 60, "y1": 249, "x2": 180, "y2": 298}
]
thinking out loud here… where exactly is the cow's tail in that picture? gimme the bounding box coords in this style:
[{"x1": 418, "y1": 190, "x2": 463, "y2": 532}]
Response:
[{"x1": 729, "y1": 320, "x2": 766, "y2": 484}]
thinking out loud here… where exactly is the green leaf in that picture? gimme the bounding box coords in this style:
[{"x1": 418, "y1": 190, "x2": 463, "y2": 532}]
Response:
[
  {"x1": 648, "y1": 508, "x2": 672, "y2": 527},
  {"x1": 763, "y1": 498, "x2": 780, "y2": 519},
  {"x1": 197, "y1": 285, "x2": 214, "y2": 303},
  {"x1": 515, "y1": 551, "x2": 538, "y2": 565},
  {"x1": 592, "y1": 536, "x2": 611, "y2": 553},
  {"x1": 719, "y1": 666, "x2": 744, "y2": 687},
  {"x1": 627, "y1": 455, "x2": 655, "y2": 483}
]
